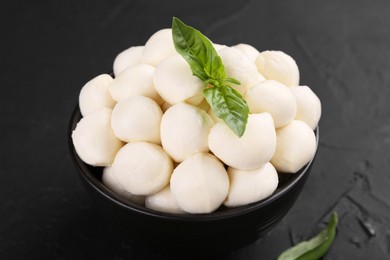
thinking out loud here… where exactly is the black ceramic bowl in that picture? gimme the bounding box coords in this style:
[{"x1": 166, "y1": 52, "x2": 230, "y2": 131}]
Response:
[{"x1": 68, "y1": 105, "x2": 319, "y2": 253}]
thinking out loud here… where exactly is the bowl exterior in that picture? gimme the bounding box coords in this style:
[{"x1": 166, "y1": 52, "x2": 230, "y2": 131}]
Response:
[{"x1": 80, "y1": 169, "x2": 310, "y2": 253}]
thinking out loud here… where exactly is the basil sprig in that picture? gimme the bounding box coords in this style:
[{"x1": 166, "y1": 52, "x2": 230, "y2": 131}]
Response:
[
  {"x1": 172, "y1": 17, "x2": 249, "y2": 137},
  {"x1": 278, "y1": 212, "x2": 338, "y2": 260}
]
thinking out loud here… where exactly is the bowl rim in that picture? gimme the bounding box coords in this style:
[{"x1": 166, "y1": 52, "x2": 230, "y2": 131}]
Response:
[{"x1": 69, "y1": 104, "x2": 319, "y2": 222}]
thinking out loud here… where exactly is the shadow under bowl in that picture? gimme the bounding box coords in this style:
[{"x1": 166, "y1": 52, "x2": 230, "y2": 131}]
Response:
[{"x1": 68, "y1": 105, "x2": 319, "y2": 254}]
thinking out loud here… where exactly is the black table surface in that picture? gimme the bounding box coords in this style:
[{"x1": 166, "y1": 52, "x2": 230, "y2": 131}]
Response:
[{"x1": 1, "y1": 0, "x2": 390, "y2": 259}]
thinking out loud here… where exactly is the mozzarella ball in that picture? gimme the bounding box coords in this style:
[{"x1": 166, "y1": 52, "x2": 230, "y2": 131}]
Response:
[
  {"x1": 290, "y1": 86, "x2": 321, "y2": 130},
  {"x1": 113, "y1": 142, "x2": 173, "y2": 195},
  {"x1": 102, "y1": 166, "x2": 145, "y2": 205},
  {"x1": 233, "y1": 43, "x2": 260, "y2": 63},
  {"x1": 209, "y1": 113, "x2": 276, "y2": 170},
  {"x1": 108, "y1": 64, "x2": 163, "y2": 104},
  {"x1": 145, "y1": 186, "x2": 185, "y2": 214},
  {"x1": 113, "y1": 46, "x2": 144, "y2": 76},
  {"x1": 218, "y1": 47, "x2": 265, "y2": 96},
  {"x1": 246, "y1": 80, "x2": 297, "y2": 128},
  {"x1": 224, "y1": 162, "x2": 279, "y2": 207},
  {"x1": 72, "y1": 108, "x2": 123, "y2": 166},
  {"x1": 154, "y1": 55, "x2": 204, "y2": 105},
  {"x1": 79, "y1": 74, "x2": 115, "y2": 116},
  {"x1": 142, "y1": 28, "x2": 176, "y2": 66},
  {"x1": 213, "y1": 43, "x2": 227, "y2": 51},
  {"x1": 255, "y1": 50, "x2": 300, "y2": 87},
  {"x1": 111, "y1": 95, "x2": 162, "y2": 144},
  {"x1": 271, "y1": 120, "x2": 317, "y2": 173},
  {"x1": 161, "y1": 103, "x2": 214, "y2": 162},
  {"x1": 170, "y1": 153, "x2": 229, "y2": 214}
]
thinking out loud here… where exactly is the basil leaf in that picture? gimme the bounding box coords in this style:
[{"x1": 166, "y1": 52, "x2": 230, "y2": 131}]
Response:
[
  {"x1": 203, "y1": 85, "x2": 249, "y2": 137},
  {"x1": 278, "y1": 212, "x2": 338, "y2": 260},
  {"x1": 224, "y1": 77, "x2": 241, "y2": 86},
  {"x1": 172, "y1": 17, "x2": 226, "y2": 82}
]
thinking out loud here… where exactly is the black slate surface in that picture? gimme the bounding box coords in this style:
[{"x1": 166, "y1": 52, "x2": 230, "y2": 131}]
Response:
[{"x1": 1, "y1": 0, "x2": 390, "y2": 259}]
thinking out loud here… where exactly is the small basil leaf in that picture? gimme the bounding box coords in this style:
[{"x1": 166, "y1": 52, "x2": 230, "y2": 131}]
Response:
[
  {"x1": 278, "y1": 212, "x2": 338, "y2": 260},
  {"x1": 172, "y1": 17, "x2": 226, "y2": 82},
  {"x1": 203, "y1": 85, "x2": 249, "y2": 137},
  {"x1": 224, "y1": 77, "x2": 241, "y2": 86}
]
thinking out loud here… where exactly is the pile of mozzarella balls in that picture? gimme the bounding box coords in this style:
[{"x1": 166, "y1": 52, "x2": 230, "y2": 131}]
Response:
[{"x1": 72, "y1": 28, "x2": 321, "y2": 214}]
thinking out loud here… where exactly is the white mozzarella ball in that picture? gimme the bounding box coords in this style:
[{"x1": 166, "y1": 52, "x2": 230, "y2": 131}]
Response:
[
  {"x1": 160, "y1": 103, "x2": 214, "y2": 162},
  {"x1": 209, "y1": 113, "x2": 276, "y2": 170},
  {"x1": 112, "y1": 142, "x2": 173, "y2": 195},
  {"x1": 170, "y1": 153, "x2": 229, "y2": 214},
  {"x1": 224, "y1": 162, "x2": 279, "y2": 207},
  {"x1": 142, "y1": 28, "x2": 176, "y2": 66},
  {"x1": 271, "y1": 120, "x2": 317, "y2": 173},
  {"x1": 153, "y1": 55, "x2": 204, "y2": 105},
  {"x1": 218, "y1": 47, "x2": 265, "y2": 96},
  {"x1": 233, "y1": 43, "x2": 260, "y2": 63},
  {"x1": 145, "y1": 186, "x2": 185, "y2": 214},
  {"x1": 79, "y1": 74, "x2": 115, "y2": 116},
  {"x1": 102, "y1": 166, "x2": 145, "y2": 205},
  {"x1": 108, "y1": 64, "x2": 163, "y2": 104},
  {"x1": 72, "y1": 108, "x2": 123, "y2": 166},
  {"x1": 290, "y1": 86, "x2": 321, "y2": 130},
  {"x1": 113, "y1": 46, "x2": 144, "y2": 76},
  {"x1": 111, "y1": 95, "x2": 162, "y2": 144},
  {"x1": 246, "y1": 80, "x2": 297, "y2": 128},
  {"x1": 255, "y1": 50, "x2": 300, "y2": 87},
  {"x1": 213, "y1": 43, "x2": 227, "y2": 51}
]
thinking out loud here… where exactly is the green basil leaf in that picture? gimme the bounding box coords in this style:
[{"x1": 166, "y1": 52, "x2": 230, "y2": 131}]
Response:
[
  {"x1": 224, "y1": 77, "x2": 241, "y2": 86},
  {"x1": 203, "y1": 85, "x2": 249, "y2": 137},
  {"x1": 172, "y1": 17, "x2": 226, "y2": 82},
  {"x1": 278, "y1": 212, "x2": 338, "y2": 260}
]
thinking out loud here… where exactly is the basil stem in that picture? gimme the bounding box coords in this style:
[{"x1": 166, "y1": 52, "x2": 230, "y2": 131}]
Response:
[{"x1": 278, "y1": 212, "x2": 338, "y2": 260}]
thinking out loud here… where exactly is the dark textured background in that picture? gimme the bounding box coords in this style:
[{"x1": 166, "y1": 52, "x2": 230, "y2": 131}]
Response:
[{"x1": 1, "y1": 0, "x2": 390, "y2": 259}]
